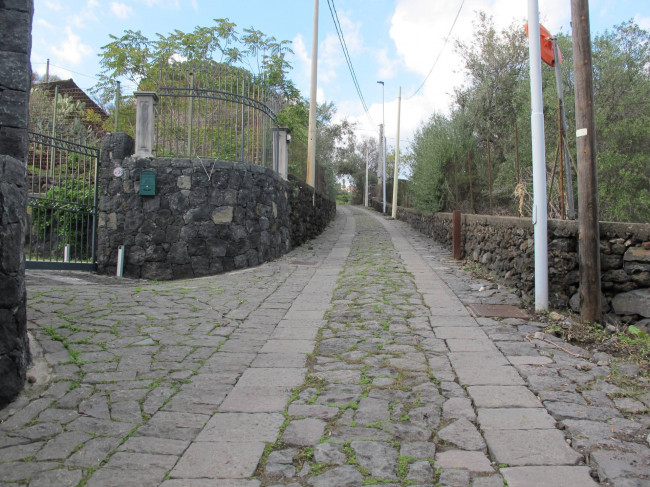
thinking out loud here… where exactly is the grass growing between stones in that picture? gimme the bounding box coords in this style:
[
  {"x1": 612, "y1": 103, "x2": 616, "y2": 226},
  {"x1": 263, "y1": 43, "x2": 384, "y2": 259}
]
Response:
[{"x1": 544, "y1": 318, "x2": 650, "y2": 373}]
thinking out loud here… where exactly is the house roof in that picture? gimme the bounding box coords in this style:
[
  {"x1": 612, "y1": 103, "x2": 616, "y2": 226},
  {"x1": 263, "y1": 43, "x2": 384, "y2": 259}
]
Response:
[{"x1": 33, "y1": 79, "x2": 109, "y2": 121}]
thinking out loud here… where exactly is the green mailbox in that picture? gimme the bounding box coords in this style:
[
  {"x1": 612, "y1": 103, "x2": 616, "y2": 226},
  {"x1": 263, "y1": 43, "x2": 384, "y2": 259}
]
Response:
[{"x1": 139, "y1": 170, "x2": 156, "y2": 196}]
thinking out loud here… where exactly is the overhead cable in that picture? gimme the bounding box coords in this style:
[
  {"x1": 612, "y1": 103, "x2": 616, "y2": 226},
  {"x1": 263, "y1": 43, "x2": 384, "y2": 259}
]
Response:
[
  {"x1": 326, "y1": 0, "x2": 375, "y2": 126},
  {"x1": 407, "y1": 0, "x2": 465, "y2": 99}
]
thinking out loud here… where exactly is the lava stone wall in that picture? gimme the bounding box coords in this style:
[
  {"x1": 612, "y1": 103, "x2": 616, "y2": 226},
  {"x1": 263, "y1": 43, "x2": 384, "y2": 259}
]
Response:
[
  {"x1": 0, "y1": 0, "x2": 33, "y2": 406},
  {"x1": 97, "y1": 134, "x2": 335, "y2": 280},
  {"x1": 375, "y1": 200, "x2": 650, "y2": 321},
  {"x1": 288, "y1": 174, "x2": 337, "y2": 247}
]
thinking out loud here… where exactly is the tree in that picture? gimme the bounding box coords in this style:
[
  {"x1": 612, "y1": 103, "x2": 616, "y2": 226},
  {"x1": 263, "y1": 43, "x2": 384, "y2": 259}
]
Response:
[
  {"x1": 408, "y1": 12, "x2": 649, "y2": 223},
  {"x1": 94, "y1": 19, "x2": 298, "y2": 104},
  {"x1": 592, "y1": 21, "x2": 650, "y2": 223}
]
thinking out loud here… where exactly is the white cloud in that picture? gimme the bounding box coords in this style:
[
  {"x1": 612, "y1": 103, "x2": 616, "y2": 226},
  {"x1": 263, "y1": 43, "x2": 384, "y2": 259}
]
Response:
[
  {"x1": 44, "y1": 1, "x2": 62, "y2": 10},
  {"x1": 110, "y1": 2, "x2": 133, "y2": 18},
  {"x1": 375, "y1": 48, "x2": 399, "y2": 80},
  {"x1": 634, "y1": 14, "x2": 650, "y2": 31},
  {"x1": 51, "y1": 26, "x2": 93, "y2": 65},
  {"x1": 388, "y1": 0, "x2": 571, "y2": 121},
  {"x1": 36, "y1": 18, "x2": 54, "y2": 29},
  {"x1": 191, "y1": 0, "x2": 198, "y2": 11},
  {"x1": 290, "y1": 34, "x2": 311, "y2": 87},
  {"x1": 143, "y1": 0, "x2": 181, "y2": 8},
  {"x1": 319, "y1": 32, "x2": 344, "y2": 83},
  {"x1": 71, "y1": 0, "x2": 99, "y2": 28}
]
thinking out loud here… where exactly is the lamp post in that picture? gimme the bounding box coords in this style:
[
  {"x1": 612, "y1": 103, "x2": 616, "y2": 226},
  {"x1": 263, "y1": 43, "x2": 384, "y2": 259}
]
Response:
[{"x1": 377, "y1": 81, "x2": 385, "y2": 213}]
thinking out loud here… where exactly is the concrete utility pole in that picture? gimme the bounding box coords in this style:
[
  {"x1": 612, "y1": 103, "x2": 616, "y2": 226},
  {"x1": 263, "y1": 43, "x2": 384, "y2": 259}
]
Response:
[
  {"x1": 377, "y1": 81, "x2": 386, "y2": 213},
  {"x1": 306, "y1": 0, "x2": 319, "y2": 188},
  {"x1": 391, "y1": 87, "x2": 401, "y2": 219},
  {"x1": 364, "y1": 146, "x2": 369, "y2": 207},
  {"x1": 378, "y1": 123, "x2": 385, "y2": 212},
  {"x1": 571, "y1": 0, "x2": 602, "y2": 323},
  {"x1": 527, "y1": 0, "x2": 549, "y2": 312}
]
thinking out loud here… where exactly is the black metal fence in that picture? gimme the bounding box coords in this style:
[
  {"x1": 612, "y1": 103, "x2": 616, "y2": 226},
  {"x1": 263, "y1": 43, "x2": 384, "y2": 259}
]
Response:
[
  {"x1": 154, "y1": 61, "x2": 283, "y2": 166},
  {"x1": 26, "y1": 131, "x2": 99, "y2": 270}
]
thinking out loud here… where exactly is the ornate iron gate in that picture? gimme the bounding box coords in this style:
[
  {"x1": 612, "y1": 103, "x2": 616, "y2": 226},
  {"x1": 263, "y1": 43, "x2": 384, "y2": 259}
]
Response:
[{"x1": 26, "y1": 132, "x2": 99, "y2": 270}]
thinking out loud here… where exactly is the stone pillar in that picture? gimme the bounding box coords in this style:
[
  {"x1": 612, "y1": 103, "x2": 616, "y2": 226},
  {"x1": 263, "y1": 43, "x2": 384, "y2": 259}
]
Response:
[
  {"x1": 0, "y1": 0, "x2": 33, "y2": 407},
  {"x1": 272, "y1": 127, "x2": 290, "y2": 181},
  {"x1": 134, "y1": 92, "x2": 158, "y2": 158}
]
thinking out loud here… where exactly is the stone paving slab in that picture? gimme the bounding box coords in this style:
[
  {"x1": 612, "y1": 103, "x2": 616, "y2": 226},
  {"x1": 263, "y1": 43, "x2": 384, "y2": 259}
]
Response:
[
  {"x1": 501, "y1": 466, "x2": 599, "y2": 487},
  {"x1": 2, "y1": 206, "x2": 649, "y2": 486},
  {"x1": 170, "y1": 442, "x2": 266, "y2": 479},
  {"x1": 477, "y1": 407, "x2": 557, "y2": 430},
  {"x1": 196, "y1": 413, "x2": 284, "y2": 442},
  {"x1": 467, "y1": 385, "x2": 543, "y2": 408},
  {"x1": 484, "y1": 429, "x2": 583, "y2": 466}
]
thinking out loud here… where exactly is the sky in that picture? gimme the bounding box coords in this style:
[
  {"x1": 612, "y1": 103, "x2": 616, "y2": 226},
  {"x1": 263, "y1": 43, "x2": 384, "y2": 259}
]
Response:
[{"x1": 31, "y1": 0, "x2": 650, "y2": 152}]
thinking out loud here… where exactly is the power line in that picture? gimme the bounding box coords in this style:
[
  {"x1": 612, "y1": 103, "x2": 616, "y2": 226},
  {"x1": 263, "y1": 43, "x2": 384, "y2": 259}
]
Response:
[
  {"x1": 407, "y1": 0, "x2": 465, "y2": 99},
  {"x1": 326, "y1": 0, "x2": 375, "y2": 126},
  {"x1": 33, "y1": 62, "x2": 101, "y2": 82}
]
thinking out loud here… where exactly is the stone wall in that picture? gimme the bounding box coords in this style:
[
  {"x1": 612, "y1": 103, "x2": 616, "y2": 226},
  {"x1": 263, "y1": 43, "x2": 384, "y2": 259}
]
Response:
[
  {"x1": 374, "y1": 200, "x2": 650, "y2": 322},
  {"x1": 97, "y1": 134, "x2": 335, "y2": 279},
  {"x1": 288, "y1": 174, "x2": 337, "y2": 247},
  {"x1": 0, "y1": 0, "x2": 33, "y2": 406}
]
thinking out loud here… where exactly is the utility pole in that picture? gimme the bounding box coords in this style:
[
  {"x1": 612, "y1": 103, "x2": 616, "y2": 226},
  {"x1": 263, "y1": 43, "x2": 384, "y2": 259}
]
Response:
[
  {"x1": 306, "y1": 0, "x2": 319, "y2": 188},
  {"x1": 378, "y1": 123, "x2": 385, "y2": 212},
  {"x1": 553, "y1": 38, "x2": 575, "y2": 219},
  {"x1": 365, "y1": 146, "x2": 369, "y2": 207},
  {"x1": 391, "y1": 87, "x2": 402, "y2": 219},
  {"x1": 377, "y1": 81, "x2": 386, "y2": 213},
  {"x1": 527, "y1": 0, "x2": 549, "y2": 312},
  {"x1": 571, "y1": 0, "x2": 602, "y2": 323}
]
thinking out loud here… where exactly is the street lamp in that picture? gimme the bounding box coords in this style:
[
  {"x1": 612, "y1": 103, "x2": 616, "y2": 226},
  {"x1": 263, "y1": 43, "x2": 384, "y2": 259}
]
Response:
[{"x1": 377, "y1": 81, "x2": 386, "y2": 213}]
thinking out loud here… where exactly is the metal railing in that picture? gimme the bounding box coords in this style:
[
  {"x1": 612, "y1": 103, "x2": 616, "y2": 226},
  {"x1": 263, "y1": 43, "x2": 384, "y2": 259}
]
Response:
[
  {"x1": 26, "y1": 131, "x2": 99, "y2": 269},
  {"x1": 153, "y1": 60, "x2": 283, "y2": 167}
]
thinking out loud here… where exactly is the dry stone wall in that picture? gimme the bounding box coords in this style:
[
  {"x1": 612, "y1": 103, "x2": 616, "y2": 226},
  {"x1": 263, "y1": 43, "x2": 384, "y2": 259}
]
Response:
[
  {"x1": 374, "y1": 200, "x2": 650, "y2": 323},
  {"x1": 97, "y1": 134, "x2": 335, "y2": 280},
  {"x1": 0, "y1": 0, "x2": 33, "y2": 406}
]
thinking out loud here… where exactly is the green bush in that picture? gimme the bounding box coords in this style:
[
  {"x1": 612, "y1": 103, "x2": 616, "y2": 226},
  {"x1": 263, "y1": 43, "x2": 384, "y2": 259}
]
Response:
[{"x1": 32, "y1": 179, "x2": 94, "y2": 259}]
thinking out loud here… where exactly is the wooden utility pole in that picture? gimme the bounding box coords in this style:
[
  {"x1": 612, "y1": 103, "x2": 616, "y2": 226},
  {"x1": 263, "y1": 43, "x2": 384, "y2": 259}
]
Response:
[
  {"x1": 467, "y1": 149, "x2": 474, "y2": 212},
  {"x1": 487, "y1": 138, "x2": 493, "y2": 214},
  {"x1": 571, "y1": 0, "x2": 602, "y2": 323},
  {"x1": 514, "y1": 123, "x2": 520, "y2": 183},
  {"x1": 558, "y1": 98, "x2": 565, "y2": 220}
]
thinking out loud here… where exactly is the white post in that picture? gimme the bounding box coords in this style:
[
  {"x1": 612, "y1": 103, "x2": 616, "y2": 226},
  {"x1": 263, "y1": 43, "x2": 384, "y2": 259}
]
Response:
[
  {"x1": 306, "y1": 0, "x2": 319, "y2": 188},
  {"x1": 278, "y1": 128, "x2": 289, "y2": 181},
  {"x1": 528, "y1": 0, "x2": 548, "y2": 311},
  {"x1": 63, "y1": 244, "x2": 70, "y2": 263},
  {"x1": 134, "y1": 92, "x2": 158, "y2": 158},
  {"x1": 391, "y1": 87, "x2": 402, "y2": 219},
  {"x1": 116, "y1": 245, "x2": 125, "y2": 277}
]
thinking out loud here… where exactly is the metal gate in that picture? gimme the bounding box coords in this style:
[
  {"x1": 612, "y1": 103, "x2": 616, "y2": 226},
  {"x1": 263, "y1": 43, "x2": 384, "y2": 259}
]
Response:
[{"x1": 26, "y1": 132, "x2": 99, "y2": 270}]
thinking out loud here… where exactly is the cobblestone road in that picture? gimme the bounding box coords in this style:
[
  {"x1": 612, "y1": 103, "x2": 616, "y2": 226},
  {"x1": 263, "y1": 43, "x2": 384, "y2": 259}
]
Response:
[{"x1": 1, "y1": 206, "x2": 648, "y2": 486}]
